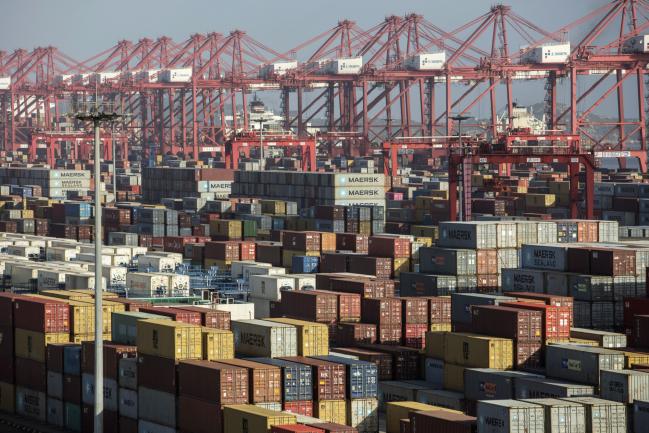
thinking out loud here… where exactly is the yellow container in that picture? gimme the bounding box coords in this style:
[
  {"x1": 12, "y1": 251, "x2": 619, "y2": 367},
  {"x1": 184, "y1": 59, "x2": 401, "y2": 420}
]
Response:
[
  {"x1": 71, "y1": 333, "x2": 111, "y2": 343},
  {"x1": 386, "y1": 401, "x2": 461, "y2": 433},
  {"x1": 0, "y1": 382, "x2": 15, "y2": 413},
  {"x1": 413, "y1": 236, "x2": 434, "y2": 248},
  {"x1": 39, "y1": 290, "x2": 92, "y2": 301},
  {"x1": 315, "y1": 400, "x2": 346, "y2": 424},
  {"x1": 68, "y1": 300, "x2": 95, "y2": 336},
  {"x1": 137, "y1": 319, "x2": 202, "y2": 360},
  {"x1": 393, "y1": 258, "x2": 410, "y2": 277},
  {"x1": 202, "y1": 328, "x2": 234, "y2": 361},
  {"x1": 68, "y1": 289, "x2": 118, "y2": 299},
  {"x1": 424, "y1": 331, "x2": 449, "y2": 359},
  {"x1": 443, "y1": 333, "x2": 513, "y2": 369},
  {"x1": 260, "y1": 200, "x2": 286, "y2": 215},
  {"x1": 359, "y1": 221, "x2": 372, "y2": 235},
  {"x1": 526, "y1": 193, "x2": 556, "y2": 208},
  {"x1": 209, "y1": 220, "x2": 242, "y2": 239},
  {"x1": 267, "y1": 318, "x2": 328, "y2": 356},
  {"x1": 569, "y1": 337, "x2": 599, "y2": 347},
  {"x1": 623, "y1": 351, "x2": 649, "y2": 368},
  {"x1": 14, "y1": 329, "x2": 69, "y2": 362},
  {"x1": 429, "y1": 323, "x2": 452, "y2": 332},
  {"x1": 443, "y1": 363, "x2": 465, "y2": 391},
  {"x1": 320, "y1": 232, "x2": 336, "y2": 252},
  {"x1": 223, "y1": 404, "x2": 296, "y2": 433}
]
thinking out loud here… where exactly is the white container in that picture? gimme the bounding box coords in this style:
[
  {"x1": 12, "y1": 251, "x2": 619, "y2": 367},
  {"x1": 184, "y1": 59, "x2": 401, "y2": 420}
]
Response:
[
  {"x1": 77, "y1": 252, "x2": 113, "y2": 266},
  {"x1": 163, "y1": 273, "x2": 190, "y2": 297},
  {"x1": 161, "y1": 67, "x2": 192, "y2": 83},
  {"x1": 231, "y1": 260, "x2": 264, "y2": 278},
  {"x1": 259, "y1": 61, "x2": 298, "y2": 78},
  {"x1": 0, "y1": 76, "x2": 11, "y2": 90},
  {"x1": 65, "y1": 272, "x2": 107, "y2": 291},
  {"x1": 231, "y1": 318, "x2": 298, "y2": 357},
  {"x1": 522, "y1": 43, "x2": 571, "y2": 64},
  {"x1": 88, "y1": 264, "x2": 127, "y2": 287},
  {"x1": 244, "y1": 264, "x2": 285, "y2": 280},
  {"x1": 331, "y1": 173, "x2": 385, "y2": 187},
  {"x1": 623, "y1": 34, "x2": 649, "y2": 53},
  {"x1": 329, "y1": 56, "x2": 363, "y2": 74},
  {"x1": 46, "y1": 246, "x2": 78, "y2": 261},
  {"x1": 477, "y1": 399, "x2": 545, "y2": 433},
  {"x1": 37, "y1": 269, "x2": 68, "y2": 290},
  {"x1": 251, "y1": 297, "x2": 272, "y2": 319},
  {"x1": 90, "y1": 71, "x2": 120, "y2": 84},
  {"x1": 119, "y1": 388, "x2": 138, "y2": 419},
  {"x1": 250, "y1": 275, "x2": 296, "y2": 301},
  {"x1": 6, "y1": 245, "x2": 41, "y2": 258},
  {"x1": 47, "y1": 371, "x2": 63, "y2": 399},
  {"x1": 291, "y1": 274, "x2": 317, "y2": 290},
  {"x1": 405, "y1": 52, "x2": 446, "y2": 70},
  {"x1": 82, "y1": 373, "x2": 118, "y2": 411},
  {"x1": 137, "y1": 255, "x2": 176, "y2": 272},
  {"x1": 137, "y1": 69, "x2": 160, "y2": 83},
  {"x1": 212, "y1": 301, "x2": 255, "y2": 320},
  {"x1": 72, "y1": 73, "x2": 92, "y2": 85},
  {"x1": 126, "y1": 272, "x2": 169, "y2": 297}
]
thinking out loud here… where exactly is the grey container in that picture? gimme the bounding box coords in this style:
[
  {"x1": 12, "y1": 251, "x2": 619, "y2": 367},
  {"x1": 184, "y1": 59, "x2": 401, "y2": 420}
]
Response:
[
  {"x1": 112, "y1": 311, "x2": 172, "y2": 345},
  {"x1": 465, "y1": 368, "x2": 543, "y2": 401},
  {"x1": 612, "y1": 275, "x2": 637, "y2": 300},
  {"x1": 523, "y1": 398, "x2": 586, "y2": 433},
  {"x1": 514, "y1": 377, "x2": 595, "y2": 399},
  {"x1": 419, "y1": 247, "x2": 476, "y2": 275},
  {"x1": 399, "y1": 273, "x2": 457, "y2": 297},
  {"x1": 423, "y1": 357, "x2": 444, "y2": 387},
  {"x1": 545, "y1": 271, "x2": 570, "y2": 296},
  {"x1": 600, "y1": 369, "x2": 649, "y2": 404},
  {"x1": 378, "y1": 380, "x2": 428, "y2": 410},
  {"x1": 47, "y1": 397, "x2": 64, "y2": 427},
  {"x1": 438, "y1": 221, "x2": 498, "y2": 249},
  {"x1": 476, "y1": 399, "x2": 545, "y2": 433},
  {"x1": 119, "y1": 357, "x2": 138, "y2": 390},
  {"x1": 47, "y1": 371, "x2": 63, "y2": 399},
  {"x1": 138, "y1": 386, "x2": 176, "y2": 427},
  {"x1": 416, "y1": 389, "x2": 465, "y2": 411},
  {"x1": 231, "y1": 319, "x2": 298, "y2": 357},
  {"x1": 451, "y1": 293, "x2": 516, "y2": 326},
  {"x1": 545, "y1": 344, "x2": 625, "y2": 386},
  {"x1": 521, "y1": 244, "x2": 569, "y2": 271},
  {"x1": 634, "y1": 400, "x2": 649, "y2": 433},
  {"x1": 119, "y1": 388, "x2": 138, "y2": 419},
  {"x1": 561, "y1": 397, "x2": 626, "y2": 433},
  {"x1": 569, "y1": 275, "x2": 613, "y2": 301},
  {"x1": 501, "y1": 268, "x2": 545, "y2": 293},
  {"x1": 569, "y1": 328, "x2": 627, "y2": 348}
]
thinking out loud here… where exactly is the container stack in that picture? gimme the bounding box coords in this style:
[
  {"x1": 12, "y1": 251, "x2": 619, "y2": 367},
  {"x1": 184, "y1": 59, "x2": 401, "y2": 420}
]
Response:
[
  {"x1": 0, "y1": 167, "x2": 91, "y2": 199},
  {"x1": 141, "y1": 167, "x2": 234, "y2": 204}
]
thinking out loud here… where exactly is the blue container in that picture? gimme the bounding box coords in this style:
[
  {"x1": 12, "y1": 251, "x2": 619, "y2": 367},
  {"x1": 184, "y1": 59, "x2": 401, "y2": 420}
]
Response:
[
  {"x1": 292, "y1": 256, "x2": 319, "y2": 274},
  {"x1": 64, "y1": 202, "x2": 91, "y2": 218},
  {"x1": 63, "y1": 345, "x2": 82, "y2": 375},
  {"x1": 272, "y1": 217, "x2": 285, "y2": 230},
  {"x1": 246, "y1": 357, "x2": 312, "y2": 402},
  {"x1": 314, "y1": 355, "x2": 378, "y2": 399}
]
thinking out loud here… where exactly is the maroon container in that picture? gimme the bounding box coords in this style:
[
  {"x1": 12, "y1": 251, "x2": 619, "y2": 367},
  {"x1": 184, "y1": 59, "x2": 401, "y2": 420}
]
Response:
[
  {"x1": 635, "y1": 315, "x2": 649, "y2": 348},
  {"x1": 217, "y1": 359, "x2": 281, "y2": 403},
  {"x1": 515, "y1": 340, "x2": 544, "y2": 371},
  {"x1": 368, "y1": 236, "x2": 411, "y2": 259},
  {"x1": 336, "y1": 233, "x2": 369, "y2": 253},
  {"x1": 205, "y1": 241, "x2": 241, "y2": 261},
  {"x1": 82, "y1": 406, "x2": 118, "y2": 433},
  {"x1": 305, "y1": 423, "x2": 357, "y2": 433},
  {"x1": 330, "y1": 347, "x2": 393, "y2": 381},
  {"x1": 590, "y1": 247, "x2": 636, "y2": 277},
  {"x1": 428, "y1": 296, "x2": 451, "y2": 325},
  {"x1": 15, "y1": 357, "x2": 47, "y2": 392},
  {"x1": 361, "y1": 297, "x2": 402, "y2": 326},
  {"x1": 14, "y1": 297, "x2": 70, "y2": 333},
  {"x1": 280, "y1": 291, "x2": 338, "y2": 323},
  {"x1": 178, "y1": 360, "x2": 249, "y2": 404},
  {"x1": 282, "y1": 231, "x2": 321, "y2": 252},
  {"x1": 178, "y1": 395, "x2": 223, "y2": 433},
  {"x1": 507, "y1": 292, "x2": 574, "y2": 326},
  {"x1": 47, "y1": 343, "x2": 78, "y2": 374},
  {"x1": 567, "y1": 247, "x2": 591, "y2": 274},
  {"x1": 256, "y1": 242, "x2": 283, "y2": 267},
  {"x1": 400, "y1": 297, "x2": 428, "y2": 325},
  {"x1": 320, "y1": 253, "x2": 351, "y2": 273},
  {"x1": 319, "y1": 275, "x2": 395, "y2": 298},
  {"x1": 282, "y1": 400, "x2": 314, "y2": 418},
  {"x1": 175, "y1": 306, "x2": 231, "y2": 330},
  {"x1": 471, "y1": 305, "x2": 543, "y2": 342},
  {"x1": 163, "y1": 236, "x2": 196, "y2": 254},
  {"x1": 315, "y1": 290, "x2": 361, "y2": 322},
  {"x1": 358, "y1": 344, "x2": 419, "y2": 380},
  {"x1": 0, "y1": 292, "x2": 24, "y2": 327},
  {"x1": 63, "y1": 374, "x2": 82, "y2": 403},
  {"x1": 403, "y1": 323, "x2": 428, "y2": 349},
  {"x1": 315, "y1": 205, "x2": 346, "y2": 221},
  {"x1": 137, "y1": 354, "x2": 178, "y2": 394},
  {"x1": 349, "y1": 256, "x2": 392, "y2": 279},
  {"x1": 400, "y1": 419, "x2": 411, "y2": 433},
  {"x1": 409, "y1": 410, "x2": 477, "y2": 433},
  {"x1": 377, "y1": 324, "x2": 402, "y2": 345},
  {"x1": 624, "y1": 297, "x2": 649, "y2": 329},
  {"x1": 119, "y1": 417, "x2": 138, "y2": 433},
  {"x1": 0, "y1": 327, "x2": 14, "y2": 382},
  {"x1": 335, "y1": 323, "x2": 377, "y2": 346},
  {"x1": 81, "y1": 342, "x2": 137, "y2": 379},
  {"x1": 281, "y1": 356, "x2": 346, "y2": 401},
  {"x1": 138, "y1": 306, "x2": 202, "y2": 325}
]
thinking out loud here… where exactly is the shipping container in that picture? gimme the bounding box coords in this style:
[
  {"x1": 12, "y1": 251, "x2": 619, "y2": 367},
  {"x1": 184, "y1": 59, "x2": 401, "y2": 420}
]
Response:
[
  {"x1": 451, "y1": 293, "x2": 516, "y2": 326},
  {"x1": 386, "y1": 401, "x2": 461, "y2": 433},
  {"x1": 202, "y1": 327, "x2": 235, "y2": 361},
  {"x1": 232, "y1": 319, "x2": 298, "y2": 357},
  {"x1": 562, "y1": 397, "x2": 626, "y2": 433},
  {"x1": 332, "y1": 347, "x2": 393, "y2": 381},
  {"x1": 314, "y1": 355, "x2": 378, "y2": 399},
  {"x1": 314, "y1": 400, "x2": 347, "y2": 425},
  {"x1": 223, "y1": 405, "x2": 297, "y2": 433},
  {"x1": 514, "y1": 377, "x2": 595, "y2": 399},
  {"x1": 267, "y1": 318, "x2": 329, "y2": 356},
  {"x1": 409, "y1": 410, "x2": 476, "y2": 433},
  {"x1": 280, "y1": 356, "x2": 346, "y2": 401},
  {"x1": 111, "y1": 311, "x2": 172, "y2": 345},
  {"x1": 599, "y1": 369, "x2": 649, "y2": 404},
  {"x1": 442, "y1": 333, "x2": 514, "y2": 369},
  {"x1": 523, "y1": 398, "x2": 586, "y2": 433},
  {"x1": 136, "y1": 319, "x2": 202, "y2": 360},
  {"x1": 464, "y1": 369, "x2": 543, "y2": 402},
  {"x1": 545, "y1": 344, "x2": 624, "y2": 386},
  {"x1": 178, "y1": 359, "x2": 249, "y2": 404},
  {"x1": 247, "y1": 357, "x2": 313, "y2": 402},
  {"x1": 476, "y1": 399, "x2": 544, "y2": 433},
  {"x1": 218, "y1": 358, "x2": 282, "y2": 403}
]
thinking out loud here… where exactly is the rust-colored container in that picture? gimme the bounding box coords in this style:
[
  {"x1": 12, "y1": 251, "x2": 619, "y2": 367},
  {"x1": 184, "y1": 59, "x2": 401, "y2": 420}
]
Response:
[
  {"x1": 336, "y1": 233, "x2": 369, "y2": 253},
  {"x1": 240, "y1": 241, "x2": 256, "y2": 261},
  {"x1": 280, "y1": 356, "x2": 346, "y2": 401},
  {"x1": 283, "y1": 231, "x2": 321, "y2": 252},
  {"x1": 428, "y1": 296, "x2": 451, "y2": 325},
  {"x1": 205, "y1": 240, "x2": 241, "y2": 260},
  {"x1": 326, "y1": 276, "x2": 395, "y2": 298},
  {"x1": 218, "y1": 358, "x2": 281, "y2": 403},
  {"x1": 403, "y1": 324, "x2": 428, "y2": 349},
  {"x1": 0, "y1": 292, "x2": 24, "y2": 328},
  {"x1": 349, "y1": 256, "x2": 392, "y2": 279},
  {"x1": 476, "y1": 250, "x2": 498, "y2": 275},
  {"x1": 304, "y1": 423, "x2": 356, "y2": 433},
  {"x1": 137, "y1": 354, "x2": 178, "y2": 394},
  {"x1": 507, "y1": 292, "x2": 574, "y2": 326},
  {"x1": 178, "y1": 395, "x2": 223, "y2": 433},
  {"x1": 335, "y1": 323, "x2": 377, "y2": 346},
  {"x1": 476, "y1": 274, "x2": 499, "y2": 293},
  {"x1": 81, "y1": 341, "x2": 137, "y2": 379},
  {"x1": 178, "y1": 359, "x2": 249, "y2": 404},
  {"x1": 283, "y1": 400, "x2": 314, "y2": 417},
  {"x1": 377, "y1": 324, "x2": 402, "y2": 345},
  {"x1": 138, "y1": 306, "x2": 202, "y2": 326},
  {"x1": 471, "y1": 305, "x2": 543, "y2": 342},
  {"x1": 514, "y1": 340, "x2": 544, "y2": 370},
  {"x1": 368, "y1": 236, "x2": 411, "y2": 259},
  {"x1": 567, "y1": 247, "x2": 592, "y2": 274},
  {"x1": 320, "y1": 253, "x2": 351, "y2": 273},
  {"x1": 15, "y1": 357, "x2": 47, "y2": 392},
  {"x1": 331, "y1": 347, "x2": 392, "y2": 381},
  {"x1": 280, "y1": 291, "x2": 338, "y2": 323},
  {"x1": 63, "y1": 374, "x2": 81, "y2": 403},
  {"x1": 361, "y1": 297, "x2": 402, "y2": 326},
  {"x1": 14, "y1": 297, "x2": 70, "y2": 333},
  {"x1": 255, "y1": 241, "x2": 283, "y2": 267},
  {"x1": 400, "y1": 297, "x2": 428, "y2": 325},
  {"x1": 409, "y1": 410, "x2": 476, "y2": 433},
  {"x1": 175, "y1": 306, "x2": 231, "y2": 330},
  {"x1": 316, "y1": 290, "x2": 361, "y2": 322},
  {"x1": 590, "y1": 247, "x2": 636, "y2": 276},
  {"x1": 576, "y1": 220, "x2": 599, "y2": 242},
  {"x1": 320, "y1": 232, "x2": 337, "y2": 252},
  {"x1": 359, "y1": 344, "x2": 419, "y2": 380},
  {"x1": 500, "y1": 301, "x2": 571, "y2": 340}
]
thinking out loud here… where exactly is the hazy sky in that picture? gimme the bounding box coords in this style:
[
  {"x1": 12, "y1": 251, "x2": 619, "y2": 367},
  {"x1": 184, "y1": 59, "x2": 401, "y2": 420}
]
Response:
[{"x1": 2, "y1": 1, "x2": 607, "y2": 59}]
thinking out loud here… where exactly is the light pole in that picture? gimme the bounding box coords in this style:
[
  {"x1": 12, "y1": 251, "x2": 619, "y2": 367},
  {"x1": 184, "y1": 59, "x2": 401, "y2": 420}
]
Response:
[
  {"x1": 451, "y1": 115, "x2": 471, "y2": 222},
  {"x1": 111, "y1": 123, "x2": 117, "y2": 202},
  {"x1": 75, "y1": 108, "x2": 122, "y2": 433}
]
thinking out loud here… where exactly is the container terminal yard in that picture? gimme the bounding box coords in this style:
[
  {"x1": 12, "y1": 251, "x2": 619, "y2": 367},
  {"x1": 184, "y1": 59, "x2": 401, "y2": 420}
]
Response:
[{"x1": 2, "y1": 0, "x2": 649, "y2": 432}]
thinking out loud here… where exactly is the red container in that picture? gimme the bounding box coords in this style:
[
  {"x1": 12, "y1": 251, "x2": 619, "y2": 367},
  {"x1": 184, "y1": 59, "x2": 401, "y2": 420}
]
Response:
[
  {"x1": 320, "y1": 253, "x2": 351, "y2": 273},
  {"x1": 377, "y1": 324, "x2": 402, "y2": 345},
  {"x1": 218, "y1": 359, "x2": 281, "y2": 403},
  {"x1": 500, "y1": 301, "x2": 571, "y2": 340},
  {"x1": 331, "y1": 347, "x2": 393, "y2": 381},
  {"x1": 505, "y1": 292, "x2": 574, "y2": 326},
  {"x1": 205, "y1": 241, "x2": 241, "y2": 261},
  {"x1": 335, "y1": 323, "x2": 377, "y2": 346},
  {"x1": 282, "y1": 231, "x2": 321, "y2": 252},
  {"x1": 163, "y1": 236, "x2": 196, "y2": 253},
  {"x1": 239, "y1": 241, "x2": 256, "y2": 261},
  {"x1": 361, "y1": 297, "x2": 402, "y2": 326},
  {"x1": 14, "y1": 297, "x2": 70, "y2": 333},
  {"x1": 273, "y1": 425, "x2": 324, "y2": 433},
  {"x1": 81, "y1": 341, "x2": 137, "y2": 379},
  {"x1": 403, "y1": 323, "x2": 428, "y2": 349},
  {"x1": 280, "y1": 291, "x2": 338, "y2": 323},
  {"x1": 409, "y1": 410, "x2": 477, "y2": 433},
  {"x1": 138, "y1": 306, "x2": 202, "y2": 325},
  {"x1": 103, "y1": 207, "x2": 131, "y2": 225},
  {"x1": 175, "y1": 306, "x2": 231, "y2": 330},
  {"x1": 401, "y1": 297, "x2": 428, "y2": 325},
  {"x1": 178, "y1": 360, "x2": 249, "y2": 405},
  {"x1": 336, "y1": 233, "x2": 369, "y2": 254},
  {"x1": 137, "y1": 354, "x2": 178, "y2": 394},
  {"x1": 358, "y1": 344, "x2": 419, "y2": 380},
  {"x1": 178, "y1": 395, "x2": 223, "y2": 433},
  {"x1": 316, "y1": 290, "x2": 361, "y2": 322},
  {"x1": 349, "y1": 256, "x2": 392, "y2": 279},
  {"x1": 428, "y1": 296, "x2": 451, "y2": 325},
  {"x1": 515, "y1": 340, "x2": 544, "y2": 371},
  {"x1": 471, "y1": 305, "x2": 543, "y2": 342},
  {"x1": 368, "y1": 236, "x2": 411, "y2": 259},
  {"x1": 321, "y1": 275, "x2": 395, "y2": 298},
  {"x1": 304, "y1": 423, "x2": 357, "y2": 433},
  {"x1": 624, "y1": 297, "x2": 649, "y2": 329},
  {"x1": 280, "y1": 356, "x2": 346, "y2": 401},
  {"x1": 283, "y1": 400, "x2": 314, "y2": 417},
  {"x1": 15, "y1": 357, "x2": 47, "y2": 392},
  {"x1": 590, "y1": 247, "x2": 636, "y2": 276}
]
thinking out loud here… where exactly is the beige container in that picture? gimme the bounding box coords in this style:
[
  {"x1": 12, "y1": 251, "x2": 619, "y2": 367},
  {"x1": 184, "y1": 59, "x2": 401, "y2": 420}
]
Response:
[
  {"x1": 314, "y1": 399, "x2": 347, "y2": 425},
  {"x1": 223, "y1": 404, "x2": 296, "y2": 433},
  {"x1": 267, "y1": 317, "x2": 328, "y2": 356},
  {"x1": 202, "y1": 327, "x2": 234, "y2": 361},
  {"x1": 14, "y1": 329, "x2": 69, "y2": 362},
  {"x1": 386, "y1": 401, "x2": 461, "y2": 433}
]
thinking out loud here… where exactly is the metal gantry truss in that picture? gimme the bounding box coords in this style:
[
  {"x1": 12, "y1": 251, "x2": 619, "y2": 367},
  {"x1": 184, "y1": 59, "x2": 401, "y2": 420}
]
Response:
[{"x1": 1, "y1": 1, "x2": 649, "y2": 168}]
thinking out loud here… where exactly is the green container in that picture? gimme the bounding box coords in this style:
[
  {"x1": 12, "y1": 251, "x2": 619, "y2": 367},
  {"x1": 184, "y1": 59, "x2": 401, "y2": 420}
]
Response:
[
  {"x1": 64, "y1": 402, "x2": 81, "y2": 432},
  {"x1": 242, "y1": 219, "x2": 257, "y2": 238},
  {"x1": 111, "y1": 311, "x2": 172, "y2": 345}
]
